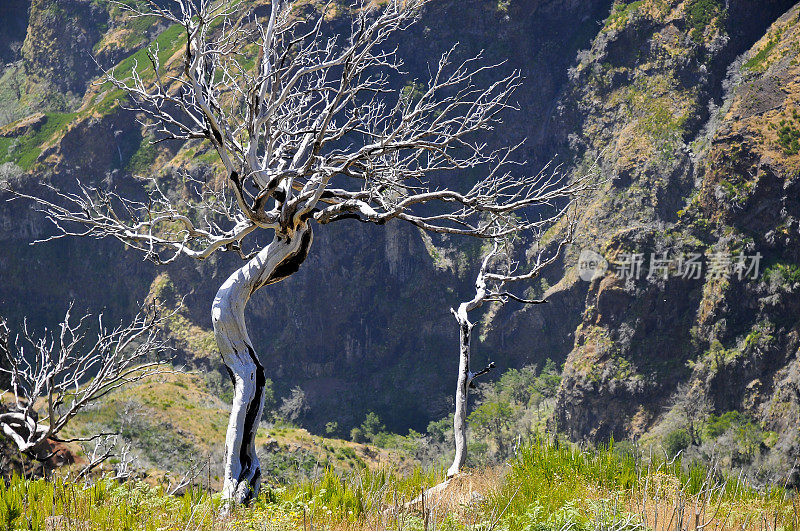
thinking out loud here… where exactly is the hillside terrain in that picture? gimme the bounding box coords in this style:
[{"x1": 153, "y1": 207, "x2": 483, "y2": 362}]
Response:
[
  {"x1": 0, "y1": 0, "x2": 799, "y2": 497},
  {"x1": 552, "y1": 0, "x2": 800, "y2": 485}
]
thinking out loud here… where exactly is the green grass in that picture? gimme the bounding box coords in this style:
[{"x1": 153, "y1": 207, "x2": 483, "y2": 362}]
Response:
[
  {"x1": 0, "y1": 476, "x2": 223, "y2": 531},
  {"x1": 292, "y1": 466, "x2": 441, "y2": 522},
  {"x1": 108, "y1": 23, "x2": 186, "y2": 83},
  {"x1": 86, "y1": 22, "x2": 187, "y2": 118},
  {"x1": 93, "y1": 13, "x2": 158, "y2": 54},
  {"x1": 2, "y1": 437, "x2": 797, "y2": 530},
  {"x1": 0, "y1": 112, "x2": 77, "y2": 170},
  {"x1": 493, "y1": 437, "x2": 795, "y2": 530},
  {"x1": 0, "y1": 19, "x2": 188, "y2": 173},
  {"x1": 0, "y1": 466, "x2": 442, "y2": 530},
  {"x1": 496, "y1": 438, "x2": 639, "y2": 521},
  {"x1": 744, "y1": 31, "x2": 782, "y2": 72}
]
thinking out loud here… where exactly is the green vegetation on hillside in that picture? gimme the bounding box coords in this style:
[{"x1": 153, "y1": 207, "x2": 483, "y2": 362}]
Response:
[
  {"x1": 0, "y1": 112, "x2": 75, "y2": 170},
  {"x1": 744, "y1": 33, "x2": 781, "y2": 72},
  {"x1": 1, "y1": 437, "x2": 797, "y2": 530},
  {"x1": 603, "y1": 1, "x2": 644, "y2": 31},
  {"x1": 685, "y1": 0, "x2": 725, "y2": 42},
  {"x1": 775, "y1": 116, "x2": 800, "y2": 155}
]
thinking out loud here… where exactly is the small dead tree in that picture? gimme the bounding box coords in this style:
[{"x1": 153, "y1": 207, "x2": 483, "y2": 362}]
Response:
[
  {"x1": 669, "y1": 381, "x2": 712, "y2": 446},
  {"x1": 75, "y1": 435, "x2": 136, "y2": 481},
  {"x1": 13, "y1": 0, "x2": 593, "y2": 503},
  {"x1": 446, "y1": 200, "x2": 579, "y2": 477},
  {"x1": 0, "y1": 306, "x2": 170, "y2": 460}
]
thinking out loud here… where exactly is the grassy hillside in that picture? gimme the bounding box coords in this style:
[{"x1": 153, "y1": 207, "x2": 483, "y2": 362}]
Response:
[
  {"x1": 49, "y1": 369, "x2": 415, "y2": 491},
  {"x1": 1, "y1": 438, "x2": 798, "y2": 530}
]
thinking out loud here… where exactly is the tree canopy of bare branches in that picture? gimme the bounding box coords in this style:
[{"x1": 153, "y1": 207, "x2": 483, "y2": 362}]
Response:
[
  {"x1": 11, "y1": 0, "x2": 594, "y2": 504},
  {"x1": 0, "y1": 306, "x2": 170, "y2": 459}
]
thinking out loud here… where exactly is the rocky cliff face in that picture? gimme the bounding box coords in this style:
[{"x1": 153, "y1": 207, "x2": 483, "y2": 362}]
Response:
[
  {"x1": 0, "y1": 0, "x2": 612, "y2": 434},
  {"x1": 0, "y1": 0, "x2": 798, "y2": 471},
  {"x1": 551, "y1": 0, "x2": 800, "y2": 479},
  {"x1": 21, "y1": 0, "x2": 107, "y2": 93}
]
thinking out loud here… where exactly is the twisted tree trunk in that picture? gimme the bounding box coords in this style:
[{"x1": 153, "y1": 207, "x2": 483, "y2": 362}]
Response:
[{"x1": 212, "y1": 225, "x2": 312, "y2": 504}]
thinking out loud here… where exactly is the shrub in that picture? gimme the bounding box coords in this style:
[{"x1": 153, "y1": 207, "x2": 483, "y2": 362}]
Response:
[
  {"x1": 777, "y1": 122, "x2": 800, "y2": 155},
  {"x1": 603, "y1": 1, "x2": 644, "y2": 31},
  {"x1": 468, "y1": 400, "x2": 515, "y2": 457},
  {"x1": 349, "y1": 427, "x2": 364, "y2": 443},
  {"x1": 704, "y1": 411, "x2": 764, "y2": 462},
  {"x1": 532, "y1": 359, "x2": 562, "y2": 399},
  {"x1": 360, "y1": 412, "x2": 386, "y2": 442},
  {"x1": 705, "y1": 411, "x2": 743, "y2": 438},
  {"x1": 763, "y1": 262, "x2": 800, "y2": 291},
  {"x1": 426, "y1": 417, "x2": 451, "y2": 443},
  {"x1": 685, "y1": 0, "x2": 724, "y2": 42},
  {"x1": 663, "y1": 428, "x2": 692, "y2": 456}
]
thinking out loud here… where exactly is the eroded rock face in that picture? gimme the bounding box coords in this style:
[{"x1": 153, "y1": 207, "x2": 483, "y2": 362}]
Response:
[
  {"x1": 22, "y1": 0, "x2": 108, "y2": 93},
  {"x1": 554, "y1": 225, "x2": 707, "y2": 441},
  {"x1": 553, "y1": 1, "x2": 800, "y2": 473},
  {"x1": 0, "y1": 0, "x2": 30, "y2": 63}
]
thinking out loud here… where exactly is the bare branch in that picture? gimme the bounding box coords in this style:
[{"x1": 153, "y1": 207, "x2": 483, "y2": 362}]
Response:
[
  {"x1": 166, "y1": 457, "x2": 206, "y2": 495},
  {"x1": 74, "y1": 435, "x2": 136, "y2": 482},
  {"x1": 0, "y1": 305, "x2": 173, "y2": 457},
  {"x1": 10, "y1": 0, "x2": 595, "y2": 260}
]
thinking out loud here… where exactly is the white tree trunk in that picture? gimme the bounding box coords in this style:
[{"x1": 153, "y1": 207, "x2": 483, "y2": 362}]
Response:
[
  {"x1": 211, "y1": 225, "x2": 312, "y2": 504},
  {"x1": 447, "y1": 307, "x2": 472, "y2": 478}
]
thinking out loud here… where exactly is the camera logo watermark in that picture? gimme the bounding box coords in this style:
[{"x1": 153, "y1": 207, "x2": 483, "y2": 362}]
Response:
[
  {"x1": 578, "y1": 249, "x2": 762, "y2": 282},
  {"x1": 578, "y1": 249, "x2": 609, "y2": 281}
]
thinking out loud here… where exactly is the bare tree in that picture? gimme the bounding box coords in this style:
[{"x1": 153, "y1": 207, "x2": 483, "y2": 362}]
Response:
[
  {"x1": 278, "y1": 385, "x2": 309, "y2": 423},
  {"x1": 669, "y1": 381, "x2": 712, "y2": 446},
  {"x1": 446, "y1": 199, "x2": 579, "y2": 477},
  {"x1": 0, "y1": 306, "x2": 170, "y2": 459},
  {"x1": 12, "y1": 0, "x2": 592, "y2": 503},
  {"x1": 75, "y1": 435, "x2": 136, "y2": 481}
]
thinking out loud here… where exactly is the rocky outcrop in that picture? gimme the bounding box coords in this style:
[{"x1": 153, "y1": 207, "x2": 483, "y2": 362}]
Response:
[
  {"x1": 21, "y1": 0, "x2": 109, "y2": 93},
  {"x1": 552, "y1": 0, "x2": 800, "y2": 476}
]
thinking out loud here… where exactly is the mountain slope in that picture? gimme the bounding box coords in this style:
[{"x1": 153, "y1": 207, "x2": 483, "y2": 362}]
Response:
[
  {"x1": 0, "y1": 0, "x2": 612, "y2": 435},
  {"x1": 550, "y1": 0, "x2": 800, "y2": 482},
  {"x1": 0, "y1": 0, "x2": 798, "y2": 483}
]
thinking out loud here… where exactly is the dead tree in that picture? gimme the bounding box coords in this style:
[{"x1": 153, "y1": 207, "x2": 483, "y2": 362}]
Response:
[
  {"x1": 0, "y1": 306, "x2": 170, "y2": 460},
  {"x1": 446, "y1": 203, "x2": 578, "y2": 477},
  {"x1": 13, "y1": 0, "x2": 592, "y2": 503},
  {"x1": 75, "y1": 435, "x2": 136, "y2": 481}
]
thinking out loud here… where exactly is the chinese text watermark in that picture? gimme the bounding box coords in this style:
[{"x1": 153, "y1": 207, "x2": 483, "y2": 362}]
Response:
[{"x1": 578, "y1": 250, "x2": 762, "y2": 282}]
